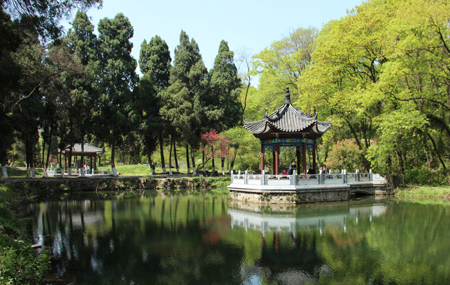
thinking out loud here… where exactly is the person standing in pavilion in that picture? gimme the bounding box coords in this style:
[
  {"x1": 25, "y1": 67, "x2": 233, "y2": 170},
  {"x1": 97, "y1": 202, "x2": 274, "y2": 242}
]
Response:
[{"x1": 287, "y1": 161, "x2": 296, "y2": 175}]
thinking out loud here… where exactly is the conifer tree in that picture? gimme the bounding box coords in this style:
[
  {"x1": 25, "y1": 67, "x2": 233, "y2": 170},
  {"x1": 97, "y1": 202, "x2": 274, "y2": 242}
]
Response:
[
  {"x1": 160, "y1": 30, "x2": 208, "y2": 174},
  {"x1": 63, "y1": 10, "x2": 98, "y2": 171},
  {"x1": 137, "y1": 35, "x2": 171, "y2": 172},
  {"x1": 208, "y1": 40, "x2": 242, "y2": 132},
  {"x1": 95, "y1": 13, "x2": 137, "y2": 174}
]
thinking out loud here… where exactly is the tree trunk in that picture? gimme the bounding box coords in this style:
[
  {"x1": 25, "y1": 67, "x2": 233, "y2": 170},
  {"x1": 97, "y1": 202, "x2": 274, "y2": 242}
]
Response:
[
  {"x1": 111, "y1": 142, "x2": 115, "y2": 168},
  {"x1": 211, "y1": 145, "x2": 215, "y2": 171},
  {"x1": 147, "y1": 148, "x2": 153, "y2": 174},
  {"x1": 174, "y1": 140, "x2": 179, "y2": 172},
  {"x1": 68, "y1": 143, "x2": 73, "y2": 175},
  {"x1": 169, "y1": 135, "x2": 173, "y2": 174},
  {"x1": 190, "y1": 144, "x2": 196, "y2": 174},
  {"x1": 159, "y1": 132, "x2": 166, "y2": 173},
  {"x1": 428, "y1": 133, "x2": 447, "y2": 172},
  {"x1": 42, "y1": 134, "x2": 46, "y2": 168},
  {"x1": 202, "y1": 149, "x2": 205, "y2": 170},
  {"x1": 230, "y1": 146, "x2": 239, "y2": 173},
  {"x1": 221, "y1": 157, "x2": 225, "y2": 175},
  {"x1": 45, "y1": 123, "x2": 54, "y2": 169},
  {"x1": 186, "y1": 143, "x2": 190, "y2": 174}
]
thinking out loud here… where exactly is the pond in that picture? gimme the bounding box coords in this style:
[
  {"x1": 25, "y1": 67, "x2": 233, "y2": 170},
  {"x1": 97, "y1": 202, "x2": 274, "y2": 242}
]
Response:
[{"x1": 22, "y1": 191, "x2": 450, "y2": 284}]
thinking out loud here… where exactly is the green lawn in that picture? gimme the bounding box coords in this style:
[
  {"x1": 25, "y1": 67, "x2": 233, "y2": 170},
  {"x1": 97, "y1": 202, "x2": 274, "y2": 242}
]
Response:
[
  {"x1": 395, "y1": 185, "x2": 450, "y2": 199},
  {"x1": 2, "y1": 167, "x2": 44, "y2": 177}
]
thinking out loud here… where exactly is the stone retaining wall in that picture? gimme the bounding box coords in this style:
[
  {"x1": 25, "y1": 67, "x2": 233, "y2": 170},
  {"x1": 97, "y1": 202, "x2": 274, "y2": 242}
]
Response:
[
  {"x1": 229, "y1": 188, "x2": 349, "y2": 204},
  {"x1": 6, "y1": 177, "x2": 213, "y2": 198}
]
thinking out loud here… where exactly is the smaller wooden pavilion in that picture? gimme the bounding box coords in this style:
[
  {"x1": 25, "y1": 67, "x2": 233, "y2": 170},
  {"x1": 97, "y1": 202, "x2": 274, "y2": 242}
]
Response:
[
  {"x1": 60, "y1": 143, "x2": 103, "y2": 171},
  {"x1": 243, "y1": 87, "x2": 332, "y2": 175}
]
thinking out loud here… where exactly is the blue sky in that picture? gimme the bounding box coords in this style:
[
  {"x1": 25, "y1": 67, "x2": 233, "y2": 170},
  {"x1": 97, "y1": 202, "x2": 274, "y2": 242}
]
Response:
[{"x1": 63, "y1": 0, "x2": 363, "y2": 77}]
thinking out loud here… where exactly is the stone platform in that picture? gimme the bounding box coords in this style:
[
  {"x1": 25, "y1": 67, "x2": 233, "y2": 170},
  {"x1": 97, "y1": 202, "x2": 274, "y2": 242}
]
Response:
[{"x1": 228, "y1": 171, "x2": 386, "y2": 204}]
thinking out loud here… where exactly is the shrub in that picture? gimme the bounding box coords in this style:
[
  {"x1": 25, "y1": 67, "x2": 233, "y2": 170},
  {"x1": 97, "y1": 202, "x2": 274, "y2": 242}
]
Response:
[
  {"x1": 0, "y1": 185, "x2": 51, "y2": 283},
  {"x1": 404, "y1": 167, "x2": 449, "y2": 186},
  {"x1": 325, "y1": 139, "x2": 364, "y2": 172}
]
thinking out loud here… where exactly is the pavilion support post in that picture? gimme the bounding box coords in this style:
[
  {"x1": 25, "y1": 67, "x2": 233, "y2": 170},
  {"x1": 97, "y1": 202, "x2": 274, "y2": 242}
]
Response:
[
  {"x1": 302, "y1": 142, "x2": 306, "y2": 174},
  {"x1": 90, "y1": 157, "x2": 93, "y2": 174},
  {"x1": 260, "y1": 144, "x2": 265, "y2": 173},
  {"x1": 272, "y1": 150, "x2": 275, "y2": 175},
  {"x1": 313, "y1": 143, "x2": 317, "y2": 171},
  {"x1": 296, "y1": 146, "x2": 300, "y2": 174},
  {"x1": 64, "y1": 155, "x2": 67, "y2": 172},
  {"x1": 275, "y1": 142, "x2": 279, "y2": 175}
]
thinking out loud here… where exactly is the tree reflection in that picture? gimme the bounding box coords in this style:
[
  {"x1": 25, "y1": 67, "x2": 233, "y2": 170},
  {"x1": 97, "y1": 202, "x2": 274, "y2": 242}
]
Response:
[{"x1": 22, "y1": 196, "x2": 450, "y2": 284}]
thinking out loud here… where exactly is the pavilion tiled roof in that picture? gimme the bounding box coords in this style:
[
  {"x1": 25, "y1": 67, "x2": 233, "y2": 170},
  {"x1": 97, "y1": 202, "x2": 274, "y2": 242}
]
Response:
[
  {"x1": 243, "y1": 87, "x2": 332, "y2": 137},
  {"x1": 63, "y1": 143, "x2": 103, "y2": 153}
]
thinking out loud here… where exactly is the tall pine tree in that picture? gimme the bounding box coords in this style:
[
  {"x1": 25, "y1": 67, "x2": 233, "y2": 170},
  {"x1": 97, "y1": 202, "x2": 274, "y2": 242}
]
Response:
[
  {"x1": 64, "y1": 10, "x2": 98, "y2": 171},
  {"x1": 95, "y1": 13, "x2": 137, "y2": 174},
  {"x1": 208, "y1": 40, "x2": 242, "y2": 132},
  {"x1": 137, "y1": 35, "x2": 171, "y2": 172},
  {"x1": 160, "y1": 30, "x2": 208, "y2": 174}
]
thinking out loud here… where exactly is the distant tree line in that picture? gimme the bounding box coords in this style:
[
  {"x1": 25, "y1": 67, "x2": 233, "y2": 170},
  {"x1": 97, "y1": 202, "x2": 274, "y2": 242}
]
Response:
[
  {"x1": 248, "y1": 0, "x2": 450, "y2": 186},
  {"x1": 0, "y1": 2, "x2": 242, "y2": 173}
]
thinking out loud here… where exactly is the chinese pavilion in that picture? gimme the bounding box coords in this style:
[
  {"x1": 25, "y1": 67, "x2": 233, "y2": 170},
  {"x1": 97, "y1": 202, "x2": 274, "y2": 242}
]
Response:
[
  {"x1": 60, "y1": 143, "x2": 103, "y2": 171},
  {"x1": 243, "y1": 87, "x2": 332, "y2": 175}
]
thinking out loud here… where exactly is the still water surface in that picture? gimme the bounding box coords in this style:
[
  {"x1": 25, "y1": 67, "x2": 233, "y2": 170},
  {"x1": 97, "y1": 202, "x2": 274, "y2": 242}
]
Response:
[{"x1": 22, "y1": 191, "x2": 450, "y2": 284}]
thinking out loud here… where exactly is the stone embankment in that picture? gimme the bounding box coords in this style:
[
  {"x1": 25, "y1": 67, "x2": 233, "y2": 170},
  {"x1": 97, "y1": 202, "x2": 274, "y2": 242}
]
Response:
[{"x1": 5, "y1": 176, "x2": 213, "y2": 197}]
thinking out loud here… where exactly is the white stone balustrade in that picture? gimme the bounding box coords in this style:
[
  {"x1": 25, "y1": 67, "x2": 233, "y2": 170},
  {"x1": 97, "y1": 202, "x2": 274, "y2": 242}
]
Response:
[{"x1": 230, "y1": 170, "x2": 382, "y2": 187}]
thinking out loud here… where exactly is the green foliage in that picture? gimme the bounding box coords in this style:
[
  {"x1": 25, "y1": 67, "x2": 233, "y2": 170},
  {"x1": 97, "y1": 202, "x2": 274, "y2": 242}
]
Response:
[
  {"x1": 0, "y1": 184, "x2": 50, "y2": 284},
  {"x1": 252, "y1": 27, "x2": 317, "y2": 113},
  {"x1": 95, "y1": 13, "x2": 138, "y2": 168},
  {"x1": 207, "y1": 177, "x2": 231, "y2": 188},
  {"x1": 137, "y1": 35, "x2": 171, "y2": 163},
  {"x1": 404, "y1": 167, "x2": 449, "y2": 186},
  {"x1": 0, "y1": 243, "x2": 50, "y2": 285},
  {"x1": 208, "y1": 40, "x2": 242, "y2": 132},
  {"x1": 325, "y1": 139, "x2": 364, "y2": 172},
  {"x1": 11, "y1": 161, "x2": 24, "y2": 167},
  {"x1": 160, "y1": 30, "x2": 208, "y2": 158}
]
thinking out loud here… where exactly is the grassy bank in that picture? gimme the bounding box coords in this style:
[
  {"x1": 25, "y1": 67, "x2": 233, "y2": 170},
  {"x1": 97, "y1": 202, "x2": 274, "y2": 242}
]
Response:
[
  {"x1": 395, "y1": 185, "x2": 450, "y2": 199},
  {"x1": 2, "y1": 165, "x2": 232, "y2": 177},
  {"x1": 0, "y1": 184, "x2": 50, "y2": 284}
]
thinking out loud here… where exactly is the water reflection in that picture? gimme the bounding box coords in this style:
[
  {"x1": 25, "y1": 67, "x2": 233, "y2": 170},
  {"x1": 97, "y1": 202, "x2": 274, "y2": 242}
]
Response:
[
  {"x1": 229, "y1": 198, "x2": 387, "y2": 235},
  {"x1": 22, "y1": 193, "x2": 450, "y2": 284}
]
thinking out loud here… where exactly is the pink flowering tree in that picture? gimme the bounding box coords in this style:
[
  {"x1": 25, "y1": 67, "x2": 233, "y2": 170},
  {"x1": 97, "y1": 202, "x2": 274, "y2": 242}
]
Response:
[{"x1": 200, "y1": 129, "x2": 231, "y2": 174}]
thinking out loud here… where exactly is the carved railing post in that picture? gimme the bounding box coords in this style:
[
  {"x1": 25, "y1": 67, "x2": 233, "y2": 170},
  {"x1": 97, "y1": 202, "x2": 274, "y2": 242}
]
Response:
[
  {"x1": 369, "y1": 169, "x2": 373, "y2": 181},
  {"x1": 290, "y1": 171, "x2": 296, "y2": 185},
  {"x1": 244, "y1": 170, "x2": 249, "y2": 185},
  {"x1": 318, "y1": 169, "x2": 323, "y2": 184},
  {"x1": 2, "y1": 166, "x2": 8, "y2": 179}
]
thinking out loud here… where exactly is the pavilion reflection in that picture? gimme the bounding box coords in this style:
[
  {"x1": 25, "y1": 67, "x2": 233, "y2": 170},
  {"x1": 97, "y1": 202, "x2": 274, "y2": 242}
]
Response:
[{"x1": 229, "y1": 197, "x2": 387, "y2": 235}]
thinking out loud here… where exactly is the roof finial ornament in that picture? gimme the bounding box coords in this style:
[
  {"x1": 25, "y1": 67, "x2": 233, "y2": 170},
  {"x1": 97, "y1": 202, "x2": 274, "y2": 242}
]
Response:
[{"x1": 284, "y1": 87, "x2": 291, "y2": 105}]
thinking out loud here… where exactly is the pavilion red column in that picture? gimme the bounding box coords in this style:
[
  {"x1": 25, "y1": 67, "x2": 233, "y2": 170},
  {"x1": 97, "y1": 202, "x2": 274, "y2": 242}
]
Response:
[
  {"x1": 272, "y1": 149, "x2": 275, "y2": 174},
  {"x1": 275, "y1": 142, "x2": 280, "y2": 175},
  {"x1": 302, "y1": 142, "x2": 306, "y2": 174},
  {"x1": 260, "y1": 144, "x2": 265, "y2": 173},
  {"x1": 64, "y1": 155, "x2": 67, "y2": 171},
  {"x1": 296, "y1": 146, "x2": 301, "y2": 174},
  {"x1": 313, "y1": 143, "x2": 317, "y2": 171},
  {"x1": 90, "y1": 156, "x2": 93, "y2": 173}
]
